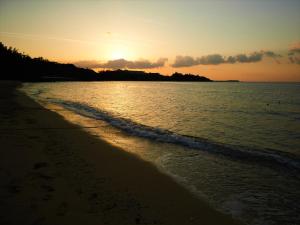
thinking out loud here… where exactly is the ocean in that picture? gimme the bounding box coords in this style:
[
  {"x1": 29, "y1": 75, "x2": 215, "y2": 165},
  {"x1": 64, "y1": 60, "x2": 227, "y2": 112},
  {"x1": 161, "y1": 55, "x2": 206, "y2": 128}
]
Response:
[{"x1": 22, "y1": 81, "x2": 300, "y2": 225}]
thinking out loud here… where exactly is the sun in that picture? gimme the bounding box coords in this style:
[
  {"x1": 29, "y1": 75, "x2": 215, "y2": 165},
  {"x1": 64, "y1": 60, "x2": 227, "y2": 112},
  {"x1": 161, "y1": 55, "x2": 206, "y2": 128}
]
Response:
[
  {"x1": 111, "y1": 50, "x2": 126, "y2": 60},
  {"x1": 107, "y1": 45, "x2": 134, "y2": 60}
]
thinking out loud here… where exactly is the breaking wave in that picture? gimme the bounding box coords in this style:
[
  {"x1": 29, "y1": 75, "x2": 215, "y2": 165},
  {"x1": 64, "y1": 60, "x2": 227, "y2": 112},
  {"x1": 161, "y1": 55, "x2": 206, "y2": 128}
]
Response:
[{"x1": 50, "y1": 99, "x2": 300, "y2": 174}]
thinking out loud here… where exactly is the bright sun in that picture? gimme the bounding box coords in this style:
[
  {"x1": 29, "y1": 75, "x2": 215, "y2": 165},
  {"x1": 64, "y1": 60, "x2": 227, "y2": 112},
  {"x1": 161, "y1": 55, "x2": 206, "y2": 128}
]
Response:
[
  {"x1": 111, "y1": 50, "x2": 126, "y2": 60},
  {"x1": 108, "y1": 45, "x2": 134, "y2": 60}
]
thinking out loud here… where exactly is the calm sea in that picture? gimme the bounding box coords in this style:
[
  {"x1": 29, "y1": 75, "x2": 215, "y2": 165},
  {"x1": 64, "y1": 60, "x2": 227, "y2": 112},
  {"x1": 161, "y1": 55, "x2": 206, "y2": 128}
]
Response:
[{"x1": 22, "y1": 82, "x2": 300, "y2": 225}]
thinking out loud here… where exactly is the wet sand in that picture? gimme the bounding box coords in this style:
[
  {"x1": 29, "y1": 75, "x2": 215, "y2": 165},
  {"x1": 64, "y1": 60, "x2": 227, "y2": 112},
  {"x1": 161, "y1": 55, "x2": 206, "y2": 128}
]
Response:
[{"x1": 0, "y1": 81, "x2": 242, "y2": 225}]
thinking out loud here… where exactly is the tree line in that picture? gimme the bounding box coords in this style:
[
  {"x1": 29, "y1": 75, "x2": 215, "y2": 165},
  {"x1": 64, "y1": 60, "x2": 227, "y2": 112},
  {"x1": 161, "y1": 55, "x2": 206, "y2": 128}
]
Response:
[{"x1": 0, "y1": 42, "x2": 212, "y2": 82}]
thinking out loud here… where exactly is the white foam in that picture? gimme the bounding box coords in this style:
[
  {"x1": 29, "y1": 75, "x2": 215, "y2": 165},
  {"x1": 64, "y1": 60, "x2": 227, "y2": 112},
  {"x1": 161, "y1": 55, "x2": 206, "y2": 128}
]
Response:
[{"x1": 50, "y1": 99, "x2": 300, "y2": 174}]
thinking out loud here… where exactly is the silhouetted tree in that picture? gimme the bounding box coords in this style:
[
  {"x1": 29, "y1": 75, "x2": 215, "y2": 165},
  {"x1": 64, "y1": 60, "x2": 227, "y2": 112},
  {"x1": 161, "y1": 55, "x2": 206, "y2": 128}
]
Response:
[{"x1": 0, "y1": 42, "x2": 98, "y2": 81}]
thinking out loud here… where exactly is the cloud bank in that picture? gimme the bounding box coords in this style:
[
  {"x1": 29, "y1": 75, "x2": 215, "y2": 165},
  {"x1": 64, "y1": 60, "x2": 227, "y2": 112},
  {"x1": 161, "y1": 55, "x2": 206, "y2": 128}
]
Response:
[
  {"x1": 171, "y1": 51, "x2": 281, "y2": 67},
  {"x1": 73, "y1": 60, "x2": 100, "y2": 68},
  {"x1": 74, "y1": 44, "x2": 299, "y2": 70},
  {"x1": 288, "y1": 41, "x2": 300, "y2": 64},
  {"x1": 74, "y1": 58, "x2": 168, "y2": 69}
]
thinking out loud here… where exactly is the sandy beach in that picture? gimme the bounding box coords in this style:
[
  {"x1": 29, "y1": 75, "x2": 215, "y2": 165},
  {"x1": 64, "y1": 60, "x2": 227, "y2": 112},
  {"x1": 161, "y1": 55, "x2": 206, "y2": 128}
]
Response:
[{"x1": 0, "y1": 81, "x2": 242, "y2": 225}]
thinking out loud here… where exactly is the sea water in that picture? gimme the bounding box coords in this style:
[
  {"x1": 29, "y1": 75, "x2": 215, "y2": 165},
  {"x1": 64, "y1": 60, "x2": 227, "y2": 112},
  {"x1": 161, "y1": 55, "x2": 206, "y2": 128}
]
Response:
[{"x1": 22, "y1": 81, "x2": 300, "y2": 225}]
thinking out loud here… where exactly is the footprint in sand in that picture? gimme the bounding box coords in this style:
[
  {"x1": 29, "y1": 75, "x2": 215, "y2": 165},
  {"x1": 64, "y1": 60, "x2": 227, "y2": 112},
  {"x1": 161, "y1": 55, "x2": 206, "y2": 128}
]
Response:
[
  {"x1": 28, "y1": 135, "x2": 39, "y2": 140},
  {"x1": 40, "y1": 184, "x2": 55, "y2": 192},
  {"x1": 7, "y1": 183, "x2": 21, "y2": 194},
  {"x1": 31, "y1": 216, "x2": 45, "y2": 225},
  {"x1": 25, "y1": 118, "x2": 36, "y2": 124},
  {"x1": 36, "y1": 172, "x2": 53, "y2": 180},
  {"x1": 56, "y1": 202, "x2": 68, "y2": 216},
  {"x1": 33, "y1": 162, "x2": 48, "y2": 170}
]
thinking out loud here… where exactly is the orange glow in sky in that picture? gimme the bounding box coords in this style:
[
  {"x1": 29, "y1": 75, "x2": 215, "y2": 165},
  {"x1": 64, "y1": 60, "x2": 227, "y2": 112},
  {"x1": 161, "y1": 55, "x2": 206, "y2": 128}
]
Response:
[{"x1": 0, "y1": 0, "x2": 299, "y2": 81}]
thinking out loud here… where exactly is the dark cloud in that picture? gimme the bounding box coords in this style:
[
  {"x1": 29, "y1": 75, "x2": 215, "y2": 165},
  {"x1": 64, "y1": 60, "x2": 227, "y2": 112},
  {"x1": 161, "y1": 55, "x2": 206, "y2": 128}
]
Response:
[
  {"x1": 263, "y1": 51, "x2": 282, "y2": 58},
  {"x1": 235, "y1": 52, "x2": 263, "y2": 63},
  {"x1": 289, "y1": 42, "x2": 300, "y2": 55},
  {"x1": 289, "y1": 56, "x2": 300, "y2": 64},
  {"x1": 172, "y1": 56, "x2": 198, "y2": 67},
  {"x1": 262, "y1": 51, "x2": 282, "y2": 64},
  {"x1": 74, "y1": 58, "x2": 168, "y2": 69},
  {"x1": 75, "y1": 50, "x2": 284, "y2": 69},
  {"x1": 171, "y1": 51, "x2": 281, "y2": 67},
  {"x1": 226, "y1": 56, "x2": 236, "y2": 64},
  {"x1": 198, "y1": 54, "x2": 226, "y2": 65},
  {"x1": 290, "y1": 49, "x2": 300, "y2": 55},
  {"x1": 288, "y1": 41, "x2": 300, "y2": 64},
  {"x1": 73, "y1": 60, "x2": 100, "y2": 68},
  {"x1": 127, "y1": 58, "x2": 168, "y2": 69},
  {"x1": 172, "y1": 54, "x2": 226, "y2": 67},
  {"x1": 99, "y1": 59, "x2": 128, "y2": 69}
]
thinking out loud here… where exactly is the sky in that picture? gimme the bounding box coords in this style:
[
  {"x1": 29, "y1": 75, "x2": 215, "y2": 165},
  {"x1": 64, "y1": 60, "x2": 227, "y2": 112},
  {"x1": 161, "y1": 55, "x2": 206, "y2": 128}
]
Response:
[{"x1": 0, "y1": 0, "x2": 300, "y2": 81}]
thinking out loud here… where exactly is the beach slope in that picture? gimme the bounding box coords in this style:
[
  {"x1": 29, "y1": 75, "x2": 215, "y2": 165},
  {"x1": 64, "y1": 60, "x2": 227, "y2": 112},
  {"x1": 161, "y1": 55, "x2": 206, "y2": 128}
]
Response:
[{"x1": 0, "y1": 81, "x2": 242, "y2": 225}]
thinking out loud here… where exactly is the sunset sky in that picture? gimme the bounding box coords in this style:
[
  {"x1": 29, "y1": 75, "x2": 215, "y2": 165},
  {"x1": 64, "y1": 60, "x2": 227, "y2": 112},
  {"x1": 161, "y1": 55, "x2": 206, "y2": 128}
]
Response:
[{"x1": 1, "y1": 0, "x2": 300, "y2": 81}]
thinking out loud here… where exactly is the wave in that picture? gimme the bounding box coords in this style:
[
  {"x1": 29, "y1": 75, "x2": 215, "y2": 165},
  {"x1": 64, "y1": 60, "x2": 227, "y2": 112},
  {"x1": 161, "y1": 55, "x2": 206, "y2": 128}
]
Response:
[{"x1": 50, "y1": 99, "x2": 300, "y2": 174}]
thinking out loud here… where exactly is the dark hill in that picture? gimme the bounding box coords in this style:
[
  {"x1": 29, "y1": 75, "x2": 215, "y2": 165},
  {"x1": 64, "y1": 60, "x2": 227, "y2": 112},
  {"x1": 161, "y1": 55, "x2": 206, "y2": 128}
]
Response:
[
  {"x1": 0, "y1": 42, "x2": 98, "y2": 81},
  {"x1": 97, "y1": 70, "x2": 211, "y2": 82}
]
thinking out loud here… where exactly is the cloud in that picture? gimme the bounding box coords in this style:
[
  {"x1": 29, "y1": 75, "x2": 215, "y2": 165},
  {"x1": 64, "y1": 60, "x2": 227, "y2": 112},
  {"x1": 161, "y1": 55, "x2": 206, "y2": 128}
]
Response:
[
  {"x1": 289, "y1": 56, "x2": 300, "y2": 64},
  {"x1": 172, "y1": 54, "x2": 227, "y2": 67},
  {"x1": 289, "y1": 41, "x2": 300, "y2": 55},
  {"x1": 171, "y1": 51, "x2": 281, "y2": 67},
  {"x1": 226, "y1": 56, "x2": 236, "y2": 64},
  {"x1": 288, "y1": 41, "x2": 300, "y2": 64},
  {"x1": 74, "y1": 58, "x2": 168, "y2": 69},
  {"x1": 263, "y1": 51, "x2": 281, "y2": 58},
  {"x1": 198, "y1": 54, "x2": 226, "y2": 65},
  {"x1": 127, "y1": 58, "x2": 168, "y2": 69},
  {"x1": 74, "y1": 50, "x2": 285, "y2": 69},
  {"x1": 171, "y1": 56, "x2": 198, "y2": 67},
  {"x1": 73, "y1": 60, "x2": 100, "y2": 68},
  {"x1": 99, "y1": 59, "x2": 128, "y2": 69},
  {"x1": 235, "y1": 52, "x2": 263, "y2": 63}
]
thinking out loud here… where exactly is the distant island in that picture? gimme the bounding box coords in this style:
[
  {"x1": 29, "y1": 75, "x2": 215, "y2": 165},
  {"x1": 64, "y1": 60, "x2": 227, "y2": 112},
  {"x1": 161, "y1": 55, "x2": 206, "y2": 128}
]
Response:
[{"x1": 0, "y1": 42, "x2": 237, "y2": 82}]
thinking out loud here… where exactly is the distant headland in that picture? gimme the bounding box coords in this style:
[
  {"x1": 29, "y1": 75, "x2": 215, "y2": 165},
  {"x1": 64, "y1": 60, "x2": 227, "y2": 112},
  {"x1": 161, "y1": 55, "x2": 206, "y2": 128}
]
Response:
[{"x1": 0, "y1": 42, "x2": 238, "y2": 82}]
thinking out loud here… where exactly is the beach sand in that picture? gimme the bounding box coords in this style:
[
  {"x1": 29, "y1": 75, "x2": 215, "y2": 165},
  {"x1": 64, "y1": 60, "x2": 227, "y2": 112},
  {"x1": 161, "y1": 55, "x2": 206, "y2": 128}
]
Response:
[{"x1": 0, "y1": 81, "x2": 242, "y2": 225}]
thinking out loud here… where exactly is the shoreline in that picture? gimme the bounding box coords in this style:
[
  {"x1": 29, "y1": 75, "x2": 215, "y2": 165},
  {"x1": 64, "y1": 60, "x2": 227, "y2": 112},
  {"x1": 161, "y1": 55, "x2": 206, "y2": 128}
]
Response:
[{"x1": 0, "y1": 81, "x2": 243, "y2": 225}]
